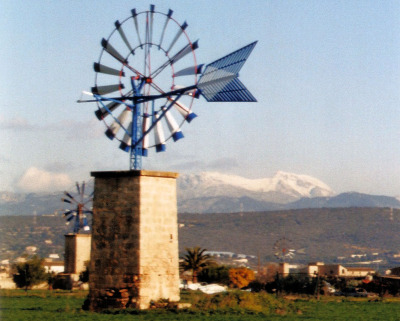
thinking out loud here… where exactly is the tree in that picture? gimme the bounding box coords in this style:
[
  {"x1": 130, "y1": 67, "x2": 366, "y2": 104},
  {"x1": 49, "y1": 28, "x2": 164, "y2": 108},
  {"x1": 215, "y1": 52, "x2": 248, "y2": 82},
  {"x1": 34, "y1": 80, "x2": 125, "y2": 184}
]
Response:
[
  {"x1": 180, "y1": 247, "x2": 215, "y2": 283},
  {"x1": 198, "y1": 265, "x2": 231, "y2": 285},
  {"x1": 13, "y1": 256, "x2": 47, "y2": 291},
  {"x1": 229, "y1": 267, "x2": 255, "y2": 289}
]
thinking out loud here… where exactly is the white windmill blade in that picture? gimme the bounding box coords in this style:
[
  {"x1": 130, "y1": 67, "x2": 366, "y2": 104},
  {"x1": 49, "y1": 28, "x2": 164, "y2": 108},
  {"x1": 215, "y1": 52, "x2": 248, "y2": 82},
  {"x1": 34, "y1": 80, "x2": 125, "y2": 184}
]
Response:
[
  {"x1": 101, "y1": 38, "x2": 127, "y2": 64},
  {"x1": 174, "y1": 64, "x2": 204, "y2": 77},
  {"x1": 169, "y1": 98, "x2": 197, "y2": 122},
  {"x1": 159, "y1": 9, "x2": 173, "y2": 48},
  {"x1": 119, "y1": 122, "x2": 132, "y2": 152},
  {"x1": 95, "y1": 101, "x2": 123, "y2": 120},
  {"x1": 105, "y1": 108, "x2": 131, "y2": 140},
  {"x1": 171, "y1": 85, "x2": 199, "y2": 97},
  {"x1": 115, "y1": 20, "x2": 133, "y2": 52},
  {"x1": 142, "y1": 114, "x2": 150, "y2": 156},
  {"x1": 166, "y1": 20, "x2": 188, "y2": 54},
  {"x1": 91, "y1": 83, "x2": 125, "y2": 95},
  {"x1": 154, "y1": 112, "x2": 166, "y2": 152},
  {"x1": 149, "y1": 4, "x2": 155, "y2": 45},
  {"x1": 94, "y1": 62, "x2": 125, "y2": 77},
  {"x1": 131, "y1": 9, "x2": 143, "y2": 48},
  {"x1": 161, "y1": 106, "x2": 184, "y2": 142}
]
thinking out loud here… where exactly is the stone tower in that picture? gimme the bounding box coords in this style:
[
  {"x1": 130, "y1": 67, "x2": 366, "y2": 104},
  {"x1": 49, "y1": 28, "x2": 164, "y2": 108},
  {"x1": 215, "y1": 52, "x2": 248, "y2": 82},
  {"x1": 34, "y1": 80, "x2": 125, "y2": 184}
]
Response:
[
  {"x1": 64, "y1": 233, "x2": 91, "y2": 275},
  {"x1": 86, "y1": 170, "x2": 180, "y2": 310}
]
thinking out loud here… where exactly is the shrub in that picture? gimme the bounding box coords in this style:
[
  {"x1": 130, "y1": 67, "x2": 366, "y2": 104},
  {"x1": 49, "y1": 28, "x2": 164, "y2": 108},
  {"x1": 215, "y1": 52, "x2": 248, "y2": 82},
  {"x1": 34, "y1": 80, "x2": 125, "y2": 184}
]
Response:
[
  {"x1": 12, "y1": 256, "x2": 47, "y2": 291},
  {"x1": 229, "y1": 267, "x2": 255, "y2": 289}
]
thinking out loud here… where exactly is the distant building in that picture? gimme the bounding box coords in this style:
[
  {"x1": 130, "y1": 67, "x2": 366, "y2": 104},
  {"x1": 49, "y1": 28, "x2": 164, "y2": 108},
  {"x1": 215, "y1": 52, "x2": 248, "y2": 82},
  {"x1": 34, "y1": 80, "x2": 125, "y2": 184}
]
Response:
[
  {"x1": 43, "y1": 260, "x2": 65, "y2": 274},
  {"x1": 279, "y1": 262, "x2": 375, "y2": 278},
  {"x1": 307, "y1": 262, "x2": 375, "y2": 278}
]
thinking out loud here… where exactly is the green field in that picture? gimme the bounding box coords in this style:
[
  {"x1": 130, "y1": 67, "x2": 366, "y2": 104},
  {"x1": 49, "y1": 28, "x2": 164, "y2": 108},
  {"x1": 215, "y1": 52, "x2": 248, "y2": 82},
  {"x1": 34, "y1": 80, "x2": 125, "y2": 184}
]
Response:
[{"x1": 2, "y1": 290, "x2": 400, "y2": 321}]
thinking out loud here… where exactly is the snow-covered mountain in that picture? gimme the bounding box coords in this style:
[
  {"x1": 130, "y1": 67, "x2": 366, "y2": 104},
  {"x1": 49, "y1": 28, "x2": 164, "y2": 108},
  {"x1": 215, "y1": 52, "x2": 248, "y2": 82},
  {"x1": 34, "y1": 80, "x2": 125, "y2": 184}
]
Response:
[
  {"x1": 178, "y1": 171, "x2": 334, "y2": 203},
  {"x1": 2, "y1": 171, "x2": 400, "y2": 215}
]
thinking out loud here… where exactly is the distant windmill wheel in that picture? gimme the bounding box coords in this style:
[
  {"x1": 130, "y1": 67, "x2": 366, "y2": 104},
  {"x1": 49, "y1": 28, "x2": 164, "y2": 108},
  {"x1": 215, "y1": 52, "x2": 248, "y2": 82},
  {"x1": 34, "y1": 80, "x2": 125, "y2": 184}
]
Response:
[
  {"x1": 273, "y1": 237, "x2": 295, "y2": 262},
  {"x1": 61, "y1": 181, "x2": 93, "y2": 233}
]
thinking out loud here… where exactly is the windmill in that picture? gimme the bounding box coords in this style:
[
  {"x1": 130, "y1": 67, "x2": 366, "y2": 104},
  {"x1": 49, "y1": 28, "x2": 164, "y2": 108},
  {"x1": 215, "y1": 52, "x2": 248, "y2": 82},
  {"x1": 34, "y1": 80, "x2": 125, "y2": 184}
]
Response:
[
  {"x1": 273, "y1": 237, "x2": 296, "y2": 262},
  {"x1": 78, "y1": 4, "x2": 257, "y2": 170},
  {"x1": 79, "y1": 5, "x2": 258, "y2": 310},
  {"x1": 61, "y1": 181, "x2": 93, "y2": 233}
]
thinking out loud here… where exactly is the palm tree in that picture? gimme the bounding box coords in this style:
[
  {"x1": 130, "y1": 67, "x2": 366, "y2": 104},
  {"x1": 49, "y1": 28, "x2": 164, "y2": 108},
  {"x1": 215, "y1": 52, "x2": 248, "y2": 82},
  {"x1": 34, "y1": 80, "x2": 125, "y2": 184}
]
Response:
[{"x1": 180, "y1": 247, "x2": 215, "y2": 283}]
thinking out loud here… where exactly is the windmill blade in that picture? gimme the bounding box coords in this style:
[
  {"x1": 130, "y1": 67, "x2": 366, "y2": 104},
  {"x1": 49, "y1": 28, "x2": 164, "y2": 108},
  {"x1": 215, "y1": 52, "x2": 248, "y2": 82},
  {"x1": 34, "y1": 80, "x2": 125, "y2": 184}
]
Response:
[
  {"x1": 105, "y1": 108, "x2": 131, "y2": 140},
  {"x1": 174, "y1": 64, "x2": 203, "y2": 77},
  {"x1": 142, "y1": 113, "x2": 150, "y2": 156},
  {"x1": 170, "y1": 99, "x2": 197, "y2": 122},
  {"x1": 171, "y1": 85, "x2": 199, "y2": 98},
  {"x1": 76, "y1": 182, "x2": 81, "y2": 196},
  {"x1": 149, "y1": 4, "x2": 155, "y2": 45},
  {"x1": 115, "y1": 20, "x2": 133, "y2": 52},
  {"x1": 198, "y1": 41, "x2": 257, "y2": 102},
  {"x1": 101, "y1": 38, "x2": 127, "y2": 64},
  {"x1": 92, "y1": 84, "x2": 125, "y2": 95},
  {"x1": 94, "y1": 62, "x2": 125, "y2": 77},
  {"x1": 131, "y1": 9, "x2": 143, "y2": 48},
  {"x1": 63, "y1": 210, "x2": 75, "y2": 216},
  {"x1": 64, "y1": 191, "x2": 78, "y2": 204},
  {"x1": 81, "y1": 181, "x2": 85, "y2": 200},
  {"x1": 119, "y1": 122, "x2": 132, "y2": 152},
  {"x1": 154, "y1": 112, "x2": 166, "y2": 152},
  {"x1": 61, "y1": 198, "x2": 72, "y2": 204},
  {"x1": 159, "y1": 9, "x2": 173, "y2": 48},
  {"x1": 95, "y1": 101, "x2": 123, "y2": 120},
  {"x1": 67, "y1": 213, "x2": 76, "y2": 221},
  {"x1": 166, "y1": 21, "x2": 188, "y2": 54},
  {"x1": 152, "y1": 41, "x2": 199, "y2": 78},
  {"x1": 171, "y1": 40, "x2": 199, "y2": 64},
  {"x1": 161, "y1": 106, "x2": 184, "y2": 141}
]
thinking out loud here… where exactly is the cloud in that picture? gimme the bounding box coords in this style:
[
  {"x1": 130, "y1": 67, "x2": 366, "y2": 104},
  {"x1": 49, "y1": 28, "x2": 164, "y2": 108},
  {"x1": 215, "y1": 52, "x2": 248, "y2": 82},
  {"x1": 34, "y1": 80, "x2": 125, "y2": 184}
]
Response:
[
  {"x1": 208, "y1": 157, "x2": 240, "y2": 171},
  {"x1": 0, "y1": 115, "x2": 103, "y2": 139},
  {"x1": 169, "y1": 157, "x2": 240, "y2": 172},
  {"x1": 0, "y1": 116, "x2": 38, "y2": 131},
  {"x1": 16, "y1": 167, "x2": 73, "y2": 193},
  {"x1": 44, "y1": 161, "x2": 76, "y2": 172}
]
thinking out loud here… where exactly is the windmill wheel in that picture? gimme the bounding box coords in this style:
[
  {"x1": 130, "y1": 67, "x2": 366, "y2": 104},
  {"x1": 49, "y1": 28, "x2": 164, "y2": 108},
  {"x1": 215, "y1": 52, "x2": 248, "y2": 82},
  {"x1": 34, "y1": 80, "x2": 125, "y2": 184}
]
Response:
[
  {"x1": 93, "y1": 5, "x2": 200, "y2": 156},
  {"x1": 61, "y1": 181, "x2": 93, "y2": 234},
  {"x1": 273, "y1": 237, "x2": 295, "y2": 262}
]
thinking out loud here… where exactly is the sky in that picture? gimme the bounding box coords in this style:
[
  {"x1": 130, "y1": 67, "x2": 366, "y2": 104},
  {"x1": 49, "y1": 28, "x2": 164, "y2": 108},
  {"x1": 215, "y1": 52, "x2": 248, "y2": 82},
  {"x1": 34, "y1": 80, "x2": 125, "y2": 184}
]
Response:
[{"x1": 1, "y1": 0, "x2": 400, "y2": 196}]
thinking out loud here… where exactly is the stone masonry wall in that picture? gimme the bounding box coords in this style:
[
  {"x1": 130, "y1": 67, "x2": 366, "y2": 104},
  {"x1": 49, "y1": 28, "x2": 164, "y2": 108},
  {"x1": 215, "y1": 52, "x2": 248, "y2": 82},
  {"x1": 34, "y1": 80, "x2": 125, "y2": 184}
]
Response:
[
  {"x1": 64, "y1": 234, "x2": 91, "y2": 274},
  {"x1": 85, "y1": 170, "x2": 179, "y2": 311},
  {"x1": 138, "y1": 174, "x2": 180, "y2": 308}
]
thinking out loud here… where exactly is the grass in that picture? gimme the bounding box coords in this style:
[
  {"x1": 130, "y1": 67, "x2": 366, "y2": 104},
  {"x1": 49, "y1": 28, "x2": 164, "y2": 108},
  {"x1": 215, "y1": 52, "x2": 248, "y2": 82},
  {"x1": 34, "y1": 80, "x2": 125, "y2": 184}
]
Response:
[{"x1": 2, "y1": 289, "x2": 400, "y2": 320}]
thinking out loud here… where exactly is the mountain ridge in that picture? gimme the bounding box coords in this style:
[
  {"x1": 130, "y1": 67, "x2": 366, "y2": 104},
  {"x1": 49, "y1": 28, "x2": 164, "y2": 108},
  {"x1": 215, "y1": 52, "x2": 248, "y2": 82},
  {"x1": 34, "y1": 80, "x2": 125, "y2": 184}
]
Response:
[{"x1": 2, "y1": 171, "x2": 400, "y2": 215}]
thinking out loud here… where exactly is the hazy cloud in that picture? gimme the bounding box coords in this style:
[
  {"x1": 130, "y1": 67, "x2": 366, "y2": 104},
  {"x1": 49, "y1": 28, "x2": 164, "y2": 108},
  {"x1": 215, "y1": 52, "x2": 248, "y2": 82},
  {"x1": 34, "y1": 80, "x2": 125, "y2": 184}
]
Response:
[
  {"x1": 208, "y1": 157, "x2": 240, "y2": 171},
  {"x1": 170, "y1": 157, "x2": 239, "y2": 173},
  {"x1": 44, "y1": 161, "x2": 76, "y2": 172},
  {"x1": 0, "y1": 116, "x2": 38, "y2": 131},
  {"x1": 16, "y1": 167, "x2": 73, "y2": 193}
]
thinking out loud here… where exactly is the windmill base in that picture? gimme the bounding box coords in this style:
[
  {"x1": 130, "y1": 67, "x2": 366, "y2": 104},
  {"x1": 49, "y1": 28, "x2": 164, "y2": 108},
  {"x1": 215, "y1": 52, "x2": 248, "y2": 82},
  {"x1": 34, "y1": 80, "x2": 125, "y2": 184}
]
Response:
[
  {"x1": 84, "y1": 170, "x2": 180, "y2": 311},
  {"x1": 64, "y1": 233, "x2": 91, "y2": 275}
]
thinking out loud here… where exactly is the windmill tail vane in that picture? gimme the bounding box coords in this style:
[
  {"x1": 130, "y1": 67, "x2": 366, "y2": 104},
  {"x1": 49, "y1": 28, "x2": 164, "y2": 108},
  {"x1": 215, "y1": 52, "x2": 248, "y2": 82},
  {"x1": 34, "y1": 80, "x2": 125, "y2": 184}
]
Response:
[{"x1": 78, "y1": 5, "x2": 257, "y2": 170}]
